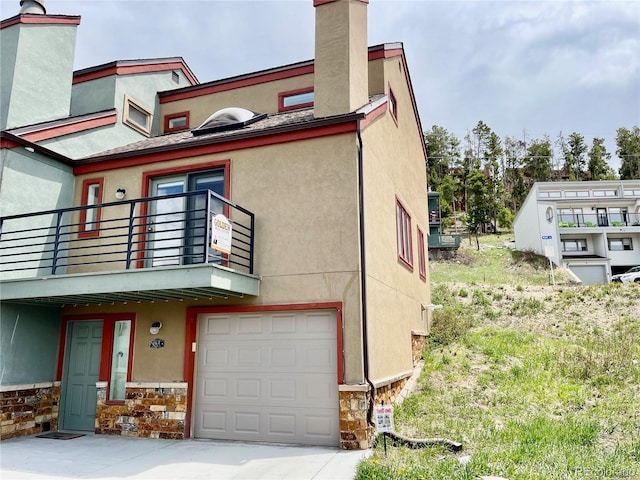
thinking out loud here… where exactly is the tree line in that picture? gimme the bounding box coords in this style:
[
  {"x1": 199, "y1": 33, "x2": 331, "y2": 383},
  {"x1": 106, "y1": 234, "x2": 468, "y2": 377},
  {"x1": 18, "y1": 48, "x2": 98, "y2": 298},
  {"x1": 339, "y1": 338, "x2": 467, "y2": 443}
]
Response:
[{"x1": 424, "y1": 123, "x2": 640, "y2": 237}]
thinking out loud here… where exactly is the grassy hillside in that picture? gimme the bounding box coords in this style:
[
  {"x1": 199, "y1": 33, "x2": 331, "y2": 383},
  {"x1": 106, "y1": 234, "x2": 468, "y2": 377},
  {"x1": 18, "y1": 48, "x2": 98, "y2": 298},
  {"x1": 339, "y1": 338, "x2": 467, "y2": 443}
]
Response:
[{"x1": 355, "y1": 235, "x2": 640, "y2": 480}]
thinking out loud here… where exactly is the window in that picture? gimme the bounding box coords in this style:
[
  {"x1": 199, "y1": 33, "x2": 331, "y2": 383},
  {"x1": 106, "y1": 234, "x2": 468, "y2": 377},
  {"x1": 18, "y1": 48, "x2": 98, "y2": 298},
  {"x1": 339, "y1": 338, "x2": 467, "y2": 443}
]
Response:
[
  {"x1": 593, "y1": 189, "x2": 617, "y2": 197},
  {"x1": 79, "y1": 178, "x2": 103, "y2": 237},
  {"x1": 396, "y1": 198, "x2": 413, "y2": 269},
  {"x1": 417, "y1": 226, "x2": 426, "y2": 280},
  {"x1": 108, "y1": 320, "x2": 132, "y2": 401},
  {"x1": 609, "y1": 207, "x2": 628, "y2": 225},
  {"x1": 608, "y1": 238, "x2": 633, "y2": 251},
  {"x1": 562, "y1": 238, "x2": 588, "y2": 252},
  {"x1": 278, "y1": 87, "x2": 314, "y2": 112},
  {"x1": 124, "y1": 95, "x2": 152, "y2": 136},
  {"x1": 623, "y1": 189, "x2": 640, "y2": 197},
  {"x1": 564, "y1": 191, "x2": 589, "y2": 198},
  {"x1": 539, "y1": 191, "x2": 561, "y2": 199},
  {"x1": 171, "y1": 70, "x2": 180, "y2": 84},
  {"x1": 559, "y1": 208, "x2": 583, "y2": 226},
  {"x1": 388, "y1": 87, "x2": 398, "y2": 124},
  {"x1": 164, "y1": 111, "x2": 190, "y2": 133}
]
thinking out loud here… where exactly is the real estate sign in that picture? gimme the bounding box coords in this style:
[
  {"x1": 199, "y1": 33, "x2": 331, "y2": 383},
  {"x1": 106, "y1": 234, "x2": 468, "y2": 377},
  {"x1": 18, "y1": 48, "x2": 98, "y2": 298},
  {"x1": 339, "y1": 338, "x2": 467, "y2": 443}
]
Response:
[
  {"x1": 211, "y1": 214, "x2": 232, "y2": 254},
  {"x1": 374, "y1": 405, "x2": 394, "y2": 433}
]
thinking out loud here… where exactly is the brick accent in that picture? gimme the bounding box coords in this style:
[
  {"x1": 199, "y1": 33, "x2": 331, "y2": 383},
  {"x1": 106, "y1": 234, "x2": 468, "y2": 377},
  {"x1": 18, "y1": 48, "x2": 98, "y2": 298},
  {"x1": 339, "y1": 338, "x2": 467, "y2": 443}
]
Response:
[
  {"x1": 339, "y1": 386, "x2": 373, "y2": 450},
  {"x1": 0, "y1": 383, "x2": 60, "y2": 441},
  {"x1": 375, "y1": 377, "x2": 408, "y2": 407},
  {"x1": 411, "y1": 332, "x2": 427, "y2": 366},
  {"x1": 95, "y1": 382, "x2": 187, "y2": 439}
]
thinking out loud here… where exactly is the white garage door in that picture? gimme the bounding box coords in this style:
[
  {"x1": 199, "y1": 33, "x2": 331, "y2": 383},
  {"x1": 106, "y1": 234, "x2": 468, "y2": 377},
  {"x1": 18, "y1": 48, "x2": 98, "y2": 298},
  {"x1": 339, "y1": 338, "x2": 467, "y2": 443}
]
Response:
[
  {"x1": 194, "y1": 309, "x2": 339, "y2": 446},
  {"x1": 570, "y1": 265, "x2": 607, "y2": 285}
]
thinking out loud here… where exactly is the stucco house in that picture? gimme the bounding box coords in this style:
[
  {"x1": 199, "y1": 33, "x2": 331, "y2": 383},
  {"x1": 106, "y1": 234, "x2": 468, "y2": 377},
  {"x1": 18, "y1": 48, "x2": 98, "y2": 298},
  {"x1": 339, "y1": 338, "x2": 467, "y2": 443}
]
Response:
[
  {"x1": 513, "y1": 180, "x2": 640, "y2": 284},
  {"x1": 1, "y1": 0, "x2": 433, "y2": 449}
]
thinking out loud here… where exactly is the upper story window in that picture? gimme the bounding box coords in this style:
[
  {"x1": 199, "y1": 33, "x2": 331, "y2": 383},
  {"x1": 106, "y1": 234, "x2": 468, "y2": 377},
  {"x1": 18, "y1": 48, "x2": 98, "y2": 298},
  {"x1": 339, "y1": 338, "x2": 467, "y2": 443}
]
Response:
[
  {"x1": 608, "y1": 237, "x2": 633, "y2": 251},
  {"x1": 593, "y1": 190, "x2": 617, "y2": 197},
  {"x1": 539, "y1": 191, "x2": 561, "y2": 199},
  {"x1": 623, "y1": 189, "x2": 640, "y2": 197},
  {"x1": 164, "y1": 111, "x2": 190, "y2": 133},
  {"x1": 417, "y1": 226, "x2": 426, "y2": 281},
  {"x1": 171, "y1": 71, "x2": 180, "y2": 84},
  {"x1": 79, "y1": 178, "x2": 103, "y2": 238},
  {"x1": 278, "y1": 87, "x2": 314, "y2": 112},
  {"x1": 388, "y1": 87, "x2": 398, "y2": 124},
  {"x1": 396, "y1": 198, "x2": 413, "y2": 269},
  {"x1": 124, "y1": 95, "x2": 152, "y2": 136},
  {"x1": 564, "y1": 191, "x2": 589, "y2": 198}
]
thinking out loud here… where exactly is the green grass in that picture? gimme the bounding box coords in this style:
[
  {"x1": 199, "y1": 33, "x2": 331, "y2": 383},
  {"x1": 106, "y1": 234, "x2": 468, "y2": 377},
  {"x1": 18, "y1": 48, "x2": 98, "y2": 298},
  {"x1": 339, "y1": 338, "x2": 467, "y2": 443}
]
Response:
[{"x1": 356, "y1": 234, "x2": 640, "y2": 480}]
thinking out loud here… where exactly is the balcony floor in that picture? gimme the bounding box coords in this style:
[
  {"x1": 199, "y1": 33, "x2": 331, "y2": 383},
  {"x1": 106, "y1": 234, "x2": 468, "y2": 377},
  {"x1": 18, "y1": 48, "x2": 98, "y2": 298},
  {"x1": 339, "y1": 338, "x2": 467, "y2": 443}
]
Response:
[{"x1": 0, "y1": 264, "x2": 260, "y2": 306}]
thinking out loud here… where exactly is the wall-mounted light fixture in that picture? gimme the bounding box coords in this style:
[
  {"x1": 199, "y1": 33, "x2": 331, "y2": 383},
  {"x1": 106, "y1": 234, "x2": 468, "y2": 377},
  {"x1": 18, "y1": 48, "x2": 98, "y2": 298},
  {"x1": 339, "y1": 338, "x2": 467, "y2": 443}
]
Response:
[
  {"x1": 115, "y1": 188, "x2": 126, "y2": 200},
  {"x1": 150, "y1": 321, "x2": 162, "y2": 335}
]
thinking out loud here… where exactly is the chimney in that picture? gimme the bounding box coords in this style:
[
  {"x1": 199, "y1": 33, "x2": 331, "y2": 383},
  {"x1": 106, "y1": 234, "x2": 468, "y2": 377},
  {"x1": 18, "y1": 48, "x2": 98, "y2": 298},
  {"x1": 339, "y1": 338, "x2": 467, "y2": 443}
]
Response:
[
  {"x1": 313, "y1": 0, "x2": 368, "y2": 118},
  {"x1": 19, "y1": 0, "x2": 46, "y2": 14}
]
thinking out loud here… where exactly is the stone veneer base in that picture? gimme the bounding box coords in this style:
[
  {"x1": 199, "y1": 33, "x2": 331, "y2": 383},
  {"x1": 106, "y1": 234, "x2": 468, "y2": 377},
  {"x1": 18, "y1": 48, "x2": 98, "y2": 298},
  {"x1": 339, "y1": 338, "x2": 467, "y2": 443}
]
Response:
[{"x1": 0, "y1": 382, "x2": 60, "y2": 441}]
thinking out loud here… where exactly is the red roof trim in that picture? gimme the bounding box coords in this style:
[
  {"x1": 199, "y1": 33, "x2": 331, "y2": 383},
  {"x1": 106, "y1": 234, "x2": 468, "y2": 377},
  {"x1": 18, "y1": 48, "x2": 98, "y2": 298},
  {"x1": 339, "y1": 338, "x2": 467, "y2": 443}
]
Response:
[
  {"x1": 1, "y1": 14, "x2": 81, "y2": 29},
  {"x1": 360, "y1": 101, "x2": 388, "y2": 129},
  {"x1": 368, "y1": 48, "x2": 403, "y2": 61},
  {"x1": 160, "y1": 64, "x2": 314, "y2": 104},
  {"x1": 73, "y1": 62, "x2": 198, "y2": 86},
  {"x1": 0, "y1": 138, "x2": 21, "y2": 149},
  {"x1": 314, "y1": 0, "x2": 368, "y2": 5},
  {"x1": 20, "y1": 112, "x2": 117, "y2": 142},
  {"x1": 73, "y1": 122, "x2": 357, "y2": 175}
]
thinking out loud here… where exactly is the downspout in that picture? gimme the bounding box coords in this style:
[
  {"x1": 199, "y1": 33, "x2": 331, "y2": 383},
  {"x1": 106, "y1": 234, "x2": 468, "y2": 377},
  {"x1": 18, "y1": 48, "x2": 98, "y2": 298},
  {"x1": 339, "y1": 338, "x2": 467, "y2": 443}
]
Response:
[{"x1": 357, "y1": 119, "x2": 376, "y2": 428}]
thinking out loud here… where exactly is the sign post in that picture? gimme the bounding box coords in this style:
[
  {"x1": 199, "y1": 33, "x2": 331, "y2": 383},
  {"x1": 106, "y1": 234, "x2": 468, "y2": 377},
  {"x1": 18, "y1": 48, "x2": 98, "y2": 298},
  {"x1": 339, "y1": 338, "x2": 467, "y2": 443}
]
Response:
[
  {"x1": 542, "y1": 235, "x2": 556, "y2": 286},
  {"x1": 374, "y1": 402, "x2": 394, "y2": 455}
]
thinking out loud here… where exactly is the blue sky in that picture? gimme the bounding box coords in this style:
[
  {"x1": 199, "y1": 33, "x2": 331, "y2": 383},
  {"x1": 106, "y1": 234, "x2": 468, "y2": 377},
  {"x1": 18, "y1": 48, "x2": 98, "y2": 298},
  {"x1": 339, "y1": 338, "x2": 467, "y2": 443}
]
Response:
[{"x1": 2, "y1": 0, "x2": 638, "y2": 171}]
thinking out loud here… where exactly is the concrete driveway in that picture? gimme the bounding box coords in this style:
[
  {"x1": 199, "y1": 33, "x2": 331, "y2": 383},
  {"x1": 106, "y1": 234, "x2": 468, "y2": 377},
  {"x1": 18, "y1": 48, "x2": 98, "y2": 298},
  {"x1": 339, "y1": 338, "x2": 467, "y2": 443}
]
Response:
[{"x1": 0, "y1": 433, "x2": 371, "y2": 480}]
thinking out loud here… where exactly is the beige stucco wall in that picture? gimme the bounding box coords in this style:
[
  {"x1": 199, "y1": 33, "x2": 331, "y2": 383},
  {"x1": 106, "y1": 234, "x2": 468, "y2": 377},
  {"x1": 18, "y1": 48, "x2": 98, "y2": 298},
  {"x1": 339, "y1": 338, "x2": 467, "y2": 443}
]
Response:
[
  {"x1": 158, "y1": 73, "x2": 314, "y2": 131},
  {"x1": 360, "y1": 55, "x2": 431, "y2": 383},
  {"x1": 69, "y1": 132, "x2": 365, "y2": 383}
]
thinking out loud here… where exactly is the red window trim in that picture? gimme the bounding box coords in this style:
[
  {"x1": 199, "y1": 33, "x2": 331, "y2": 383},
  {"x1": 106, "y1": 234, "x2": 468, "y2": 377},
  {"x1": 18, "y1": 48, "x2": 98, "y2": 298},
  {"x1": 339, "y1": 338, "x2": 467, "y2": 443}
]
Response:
[
  {"x1": 136, "y1": 160, "x2": 231, "y2": 268},
  {"x1": 388, "y1": 85, "x2": 398, "y2": 126},
  {"x1": 417, "y1": 226, "x2": 427, "y2": 281},
  {"x1": 164, "y1": 111, "x2": 190, "y2": 133},
  {"x1": 78, "y1": 178, "x2": 104, "y2": 238},
  {"x1": 278, "y1": 86, "x2": 314, "y2": 112},
  {"x1": 56, "y1": 313, "x2": 136, "y2": 405},
  {"x1": 396, "y1": 197, "x2": 413, "y2": 270}
]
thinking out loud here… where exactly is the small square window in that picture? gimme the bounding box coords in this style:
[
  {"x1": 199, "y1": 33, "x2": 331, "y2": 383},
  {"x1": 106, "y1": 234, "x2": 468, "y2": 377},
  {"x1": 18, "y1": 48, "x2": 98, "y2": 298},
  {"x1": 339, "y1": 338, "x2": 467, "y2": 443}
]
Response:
[
  {"x1": 124, "y1": 95, "x2": 152, "y2": 136},
  {"x1": 164, "y1": 111, "x2": 190, "y2": 133}
]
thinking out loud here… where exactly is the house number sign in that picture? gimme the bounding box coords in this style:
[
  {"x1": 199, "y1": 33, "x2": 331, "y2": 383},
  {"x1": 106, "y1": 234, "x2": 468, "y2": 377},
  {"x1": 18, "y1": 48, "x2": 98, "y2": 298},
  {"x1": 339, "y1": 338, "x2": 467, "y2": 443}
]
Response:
[{"x1": 149, "y1": 338, "x2": 165, "y2": 349}]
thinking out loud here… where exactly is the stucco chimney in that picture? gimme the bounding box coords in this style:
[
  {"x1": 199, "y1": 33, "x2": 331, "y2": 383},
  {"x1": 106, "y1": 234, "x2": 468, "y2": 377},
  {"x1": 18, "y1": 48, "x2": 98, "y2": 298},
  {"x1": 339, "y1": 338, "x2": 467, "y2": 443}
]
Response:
[
  {"x1": 19, "y1": 0, "x2": 46, "y2": 14},
  {"x1": 313, "y1": 0, "x2": 368, "y2": 118}
]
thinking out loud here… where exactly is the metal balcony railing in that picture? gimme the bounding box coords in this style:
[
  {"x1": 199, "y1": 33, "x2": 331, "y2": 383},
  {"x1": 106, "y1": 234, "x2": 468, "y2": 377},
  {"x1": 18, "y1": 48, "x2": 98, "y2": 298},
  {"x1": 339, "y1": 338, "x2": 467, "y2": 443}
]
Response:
[
  {"x1": 558, "y1": 212, "x2": 640, "y2": 228},
  {"x1": 0, "y1": 190, "x2": 255, "y2": 278},
  {"x1": 428, "y1": 233, "x2": 461, "y2": 249}
]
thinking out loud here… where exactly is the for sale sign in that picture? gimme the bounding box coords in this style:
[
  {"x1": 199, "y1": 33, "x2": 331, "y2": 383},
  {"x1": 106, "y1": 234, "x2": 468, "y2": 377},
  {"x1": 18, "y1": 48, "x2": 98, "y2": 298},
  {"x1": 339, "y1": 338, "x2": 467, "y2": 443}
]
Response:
[
  {"x1": 374, "y1": 405, "x2": 394, "y2": 433},
  {"x1": 211, "y1": 214, "x2": 232, "y2": 254}
]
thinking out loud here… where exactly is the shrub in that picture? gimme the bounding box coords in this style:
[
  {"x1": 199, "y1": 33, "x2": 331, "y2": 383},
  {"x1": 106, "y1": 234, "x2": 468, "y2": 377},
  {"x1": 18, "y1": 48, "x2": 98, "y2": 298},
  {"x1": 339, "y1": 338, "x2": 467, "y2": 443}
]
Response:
[{"x1": 428, "y1": 307, "x2": 473, "y2": 346}]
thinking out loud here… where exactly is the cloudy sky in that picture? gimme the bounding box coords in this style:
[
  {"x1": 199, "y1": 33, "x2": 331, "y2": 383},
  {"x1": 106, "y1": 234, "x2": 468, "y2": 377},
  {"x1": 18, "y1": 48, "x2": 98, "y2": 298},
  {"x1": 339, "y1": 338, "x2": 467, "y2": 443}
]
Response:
[{"x1": 3, "y1": 0, "x2": 638, "y2": 171}]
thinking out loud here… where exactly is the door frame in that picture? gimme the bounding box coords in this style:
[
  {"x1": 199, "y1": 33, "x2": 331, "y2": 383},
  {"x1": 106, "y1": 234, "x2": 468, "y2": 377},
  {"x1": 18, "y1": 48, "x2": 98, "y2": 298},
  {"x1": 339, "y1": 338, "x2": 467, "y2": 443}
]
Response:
[
  {"x1": 137, "y1": 160, "x2": 231, "y2": 268},
  {"x1": 57, "y1": 313, "x2": 136, "y2": 428}
]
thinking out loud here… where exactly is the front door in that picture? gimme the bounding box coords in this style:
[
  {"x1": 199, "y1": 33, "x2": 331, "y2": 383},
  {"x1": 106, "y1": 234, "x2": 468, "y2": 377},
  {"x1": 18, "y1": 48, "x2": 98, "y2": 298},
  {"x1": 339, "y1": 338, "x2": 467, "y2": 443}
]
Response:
[
  {"x1": 596, "y1": 208, "x2": 608, "y2": 227},
  {"x1": 61, "y1": 320, "x2": 103, "y2": 431}
]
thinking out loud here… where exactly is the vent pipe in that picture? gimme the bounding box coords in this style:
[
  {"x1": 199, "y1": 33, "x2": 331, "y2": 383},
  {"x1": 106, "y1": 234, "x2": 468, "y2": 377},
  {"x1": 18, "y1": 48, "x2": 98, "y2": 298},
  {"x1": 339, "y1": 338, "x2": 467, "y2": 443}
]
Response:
[{"x1": 19, "y1": 0, "x2": 46, "y2": 14}]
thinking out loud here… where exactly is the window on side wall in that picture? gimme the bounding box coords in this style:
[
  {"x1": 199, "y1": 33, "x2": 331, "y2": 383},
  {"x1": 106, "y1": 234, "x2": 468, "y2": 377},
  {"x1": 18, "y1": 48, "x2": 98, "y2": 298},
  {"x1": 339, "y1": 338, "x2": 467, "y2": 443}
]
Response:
[
  {"x1": 79, "y1": 178, "x2": 103, "y2": 237},
  {"x1": 124, "y1": 95, "x2": 152, "y2": 136},
  {"x1": 562, "y1": 238, "x2": 587, "y2": 252},
  {"x1": 417, "y1": 226, "x2": 426, "y2": 281},
  {"x1": 388, "y1": 87, "x2": 398, "y2": 124},
  {"x1": 164, "y1": 111, "x2": 190, "y2": 133},
  {"x1": 278, "y1": 87, "x2": 314, "y2": 112},
  {"x1": 396, "y1": 198, "x2": 413, "y2": 269}
]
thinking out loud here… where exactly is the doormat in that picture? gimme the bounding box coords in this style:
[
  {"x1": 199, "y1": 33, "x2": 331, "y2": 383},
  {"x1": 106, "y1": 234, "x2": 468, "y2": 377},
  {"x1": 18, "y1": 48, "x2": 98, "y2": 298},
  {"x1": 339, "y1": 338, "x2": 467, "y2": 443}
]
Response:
[{"x1": 36, "y1": 432, "x2": 86, "y2": 440}]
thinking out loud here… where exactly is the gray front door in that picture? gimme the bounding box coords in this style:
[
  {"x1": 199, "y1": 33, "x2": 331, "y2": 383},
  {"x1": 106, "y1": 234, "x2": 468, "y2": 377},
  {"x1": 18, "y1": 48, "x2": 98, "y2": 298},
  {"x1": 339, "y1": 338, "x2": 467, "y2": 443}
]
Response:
[{"x1": 61, "y1": 321, "x2": 103, "y2": 431}]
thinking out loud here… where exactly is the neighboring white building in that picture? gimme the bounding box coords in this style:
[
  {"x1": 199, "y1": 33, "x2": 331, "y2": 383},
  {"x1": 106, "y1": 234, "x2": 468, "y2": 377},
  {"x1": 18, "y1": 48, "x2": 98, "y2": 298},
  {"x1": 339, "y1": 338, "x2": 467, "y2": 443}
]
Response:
[{"x1": 514, "y1": 180, "x2": 640, "y2": 285}]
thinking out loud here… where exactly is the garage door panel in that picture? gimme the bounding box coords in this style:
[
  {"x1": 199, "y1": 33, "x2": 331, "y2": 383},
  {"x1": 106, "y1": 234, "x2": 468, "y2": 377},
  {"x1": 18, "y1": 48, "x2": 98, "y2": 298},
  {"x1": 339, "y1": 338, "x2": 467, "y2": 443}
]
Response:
[
  {"x1": 195, "y1": 310, "x2": 339, "y2": 446},
  {"x1": 195, "y1": 406, "x2": 339, "y2": 444}
]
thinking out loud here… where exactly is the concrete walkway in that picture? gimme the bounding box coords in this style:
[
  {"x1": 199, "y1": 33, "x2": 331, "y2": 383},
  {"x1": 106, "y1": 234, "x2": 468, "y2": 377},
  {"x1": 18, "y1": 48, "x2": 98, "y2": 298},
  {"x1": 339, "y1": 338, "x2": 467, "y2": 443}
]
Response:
[{"x1": 0, "y1": 433, "x2": 371, "y2": 480}]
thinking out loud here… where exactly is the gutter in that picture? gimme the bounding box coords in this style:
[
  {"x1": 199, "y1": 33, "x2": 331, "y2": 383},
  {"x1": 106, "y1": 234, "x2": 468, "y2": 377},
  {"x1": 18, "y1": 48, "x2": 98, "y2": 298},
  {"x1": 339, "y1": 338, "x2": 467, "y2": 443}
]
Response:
[{"x1": 356, "y1": 119, "x2": 376, "y2": 428}]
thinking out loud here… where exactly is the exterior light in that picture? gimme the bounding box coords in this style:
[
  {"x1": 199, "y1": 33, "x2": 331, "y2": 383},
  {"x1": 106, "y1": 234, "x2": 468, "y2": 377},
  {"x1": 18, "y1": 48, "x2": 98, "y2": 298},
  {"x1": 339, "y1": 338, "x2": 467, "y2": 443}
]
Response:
[{"x1": 115, "y1": 188, "x2": 126, "y2": 199}]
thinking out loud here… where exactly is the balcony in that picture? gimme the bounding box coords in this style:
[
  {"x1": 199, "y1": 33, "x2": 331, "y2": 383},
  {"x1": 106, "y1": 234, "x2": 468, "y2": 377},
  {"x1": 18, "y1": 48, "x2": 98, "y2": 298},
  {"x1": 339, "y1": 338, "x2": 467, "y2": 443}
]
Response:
[
  {"x1": 558, "y1": 212, "x2": 640, "y2": 229},
  {"x1": 0, "y1": 190, "x2": 260, "y2": 305},
  {"x1": 428, "y1": 233, "x2": 461, "y2": 249}
]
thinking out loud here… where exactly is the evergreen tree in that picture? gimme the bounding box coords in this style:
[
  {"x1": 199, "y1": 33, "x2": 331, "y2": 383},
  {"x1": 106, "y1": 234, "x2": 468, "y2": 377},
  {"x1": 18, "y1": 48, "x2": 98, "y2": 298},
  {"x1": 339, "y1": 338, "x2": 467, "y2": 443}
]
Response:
[
  {"x1": 587, "y1": 138, "x2": 616, "y2": 180},
  {"x1": 616, "y1": 126, "x2": 640, "y2": 179}
]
